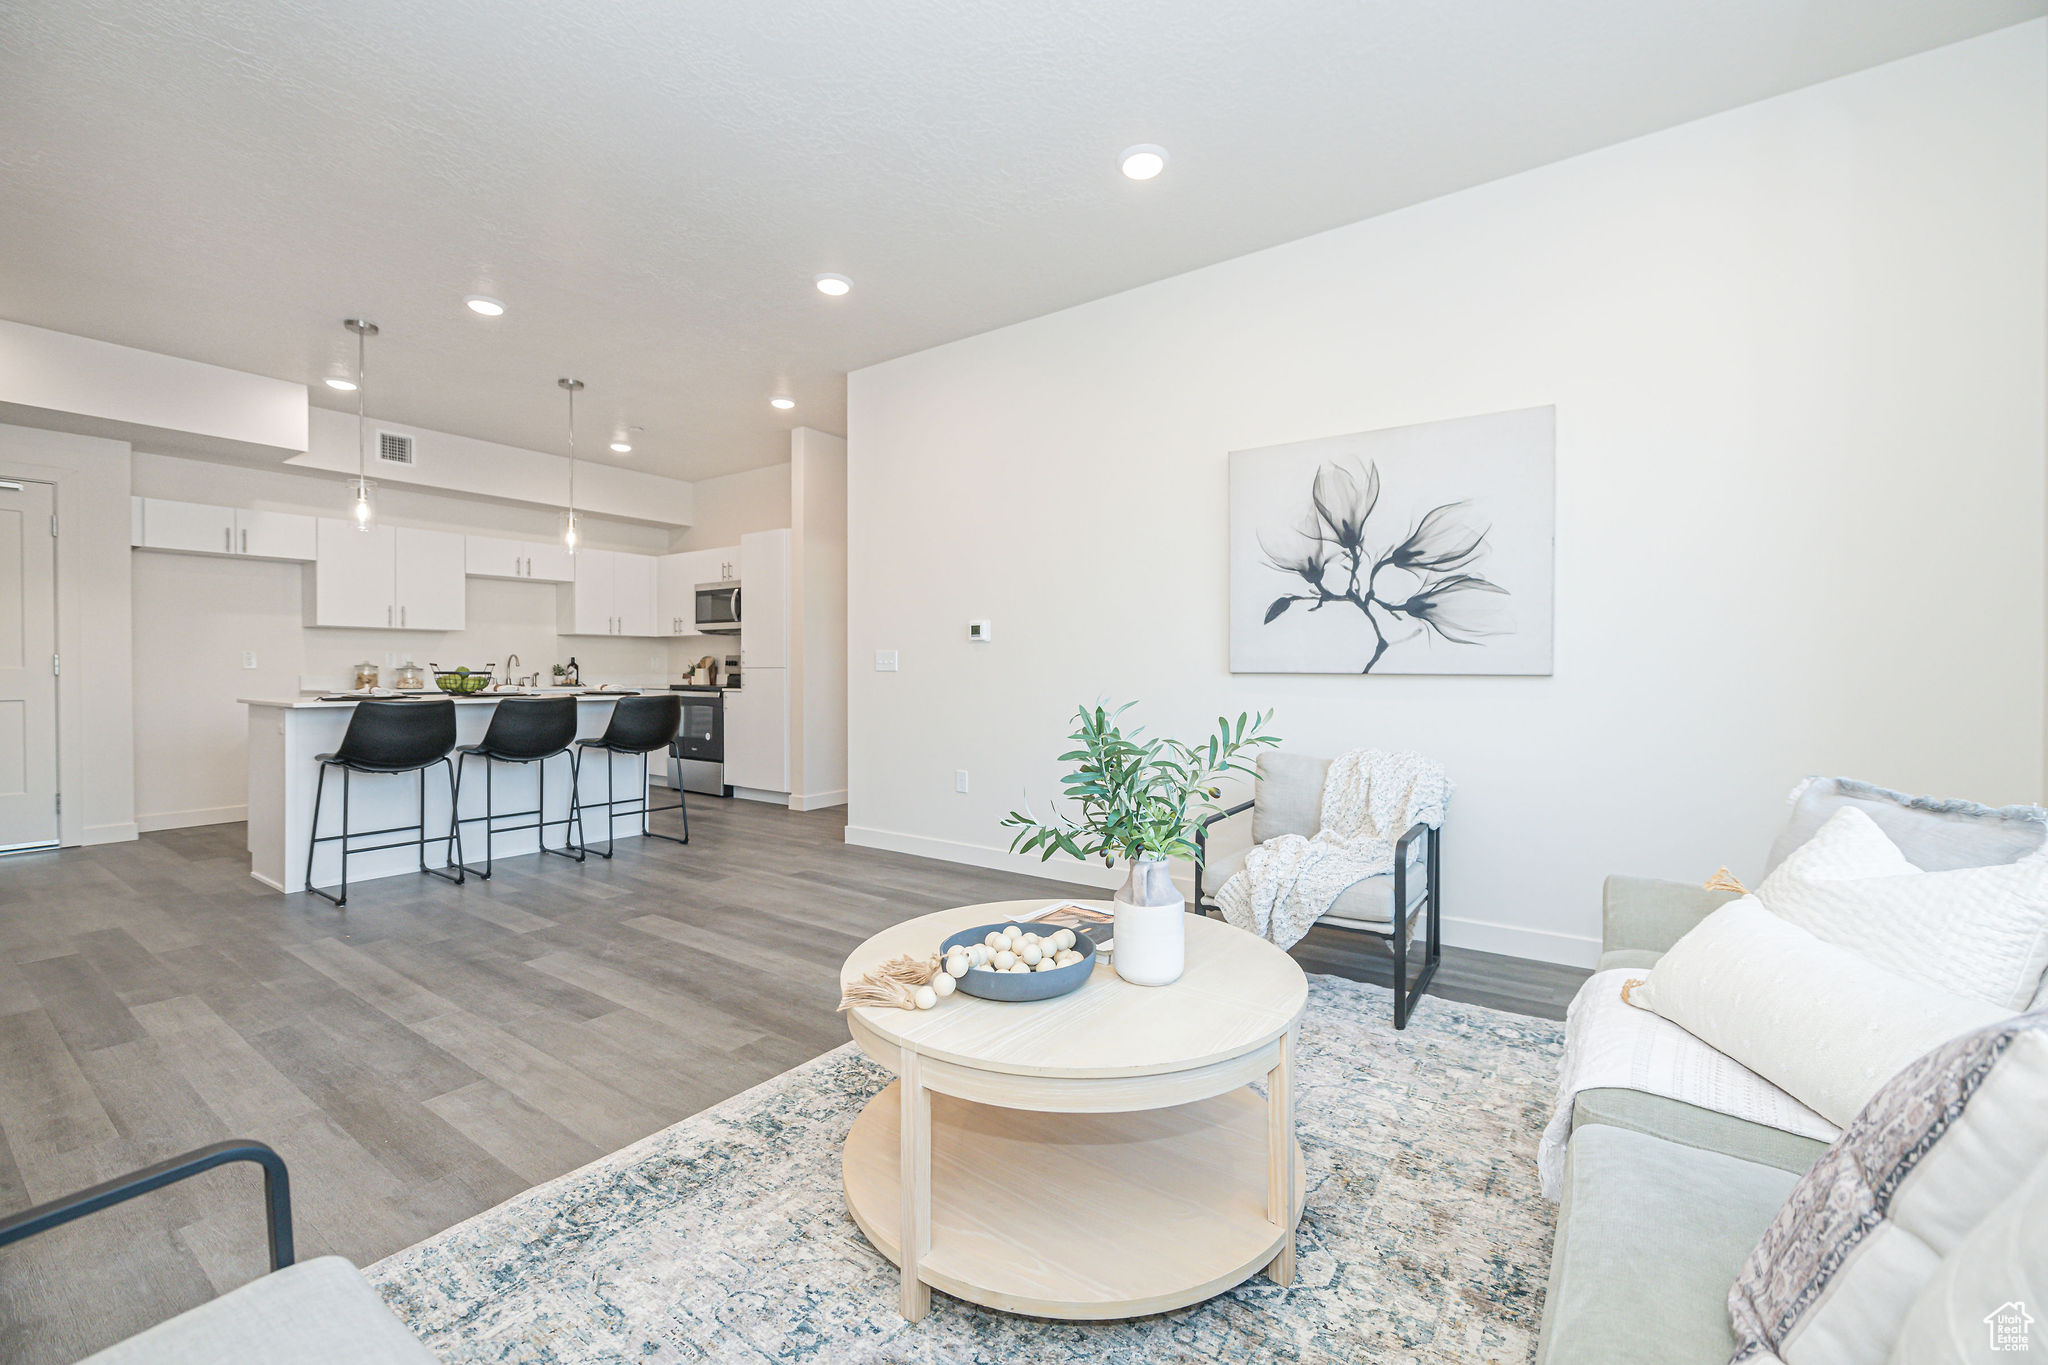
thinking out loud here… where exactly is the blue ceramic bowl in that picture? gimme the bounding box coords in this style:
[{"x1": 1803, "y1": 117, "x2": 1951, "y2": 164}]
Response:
[{"x1": 939, "y1": 923, "x2": 1097, "y2": 1002}]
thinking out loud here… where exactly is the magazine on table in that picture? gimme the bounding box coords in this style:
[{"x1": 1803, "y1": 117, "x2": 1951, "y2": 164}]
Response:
[{"x1": 1020, "y1": 902, "x2": 1115, "y2": 955}]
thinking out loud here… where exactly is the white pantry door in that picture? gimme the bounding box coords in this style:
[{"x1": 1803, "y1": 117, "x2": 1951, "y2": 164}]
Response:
[{"x1": 0, "y1": 479, "x2": 59, "y2": 851}]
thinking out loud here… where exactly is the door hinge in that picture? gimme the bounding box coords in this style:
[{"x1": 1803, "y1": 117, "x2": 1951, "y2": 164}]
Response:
[
  {"x1": 51, "y1": 514, "x2": 58, "y2": 537},
  {"x1": 54, "y1": 793, "x2": 61, "y2": 814},
  {"x1": 52, "y1": 654, "x2": 60, "y2": 676}
]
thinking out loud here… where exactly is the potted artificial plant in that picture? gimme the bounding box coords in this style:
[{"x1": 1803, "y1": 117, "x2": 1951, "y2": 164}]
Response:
[{"x1": 1002, "y1": 701, "x2": 1277, "y2": 986}]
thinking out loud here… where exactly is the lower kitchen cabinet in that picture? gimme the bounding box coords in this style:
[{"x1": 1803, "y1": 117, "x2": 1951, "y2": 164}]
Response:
[{"x1": 723, "y1": 667, "x2": 788, "y2": 793}]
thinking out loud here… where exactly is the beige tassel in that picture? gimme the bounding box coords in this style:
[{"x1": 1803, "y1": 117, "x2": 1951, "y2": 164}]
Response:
[
  {"x1": 1619, "y1": 977, "x2": 1649, "y2": 1009},
  {"x1": 1703, "y1": 866, "x2": 1747, "y2": 894},
  {"x1": 837, "y1": 953, "x2": 944, "y2": 1012}
]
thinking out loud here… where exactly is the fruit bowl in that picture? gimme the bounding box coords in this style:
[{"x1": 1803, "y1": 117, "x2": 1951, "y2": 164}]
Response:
[
  {"x1": 938, "y1": 923, "x2": 1097, "y2": 1002},
  {"x1": 431, "y1": 666, "x2": 492, "y2": 695}
]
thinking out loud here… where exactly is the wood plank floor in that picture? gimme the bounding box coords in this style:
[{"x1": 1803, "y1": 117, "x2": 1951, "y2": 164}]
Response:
[{"x1": 0, "y1": 800, "x2": 1585, "y2": 1363}]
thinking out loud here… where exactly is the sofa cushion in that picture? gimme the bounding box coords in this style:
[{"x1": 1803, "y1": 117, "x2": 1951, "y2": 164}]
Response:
[
  {"x1": 79, "y1": 1256, "x2": 435, "y2": 1365},
  {"x1": 1729, "y1": 1012, "x2": 2048, "y2": 1365},
  {"x1": 1535, "y1": 1124, "x2": 1800, "y2": 1365},
  {"x1": 1884, "y1": 1151, "x2": 2048, "y2": 1365},
  {"x1": 1764, "y1": 776, "x2": 2045, "y2": 876},
  {"x1": 1251, "y1": 750, "x2": 1330, "y2": 844},
  {"x1": 1571, "y1": 1087, "x2": 1829, "y2": 1176},
  {"x1": 1595, "y1": 947, "x2": 1663, "y2": 971},
  {"x1": 1636, "y1": 897, "x2": 2008, "y2": 1126},
  {"x1": 1756, "y1": 806, "x2": 2048, "y2": 1012}
]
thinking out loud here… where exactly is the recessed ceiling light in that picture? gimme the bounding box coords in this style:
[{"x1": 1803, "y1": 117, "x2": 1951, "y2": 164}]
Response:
[
  {"x1": 324, "y1": 376, "x2": 358, "y2": 391},
  {"x1": 770, "y1": 396, "x2": 796, "y2": 410},
  {"x1": 813, "y1": 273, "x2": 852, "y2": 297},
  {"x1": 610, "y1": 441, "x2": 633, "y2": 453},
  {"x1": 465, "y1": 295, "x2": 506, "y2": 316},
  {"x1": 1119, "y1": 144, "x2": 1169, "y2": 181}
]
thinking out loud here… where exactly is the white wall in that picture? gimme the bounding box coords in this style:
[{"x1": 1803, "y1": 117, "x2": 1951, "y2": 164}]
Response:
[
  {"x1": 845, "y1": 24, "x2": 2048, "y2": 965},
  {"x1": 0, "y1": 320, "x2": 306, "y2": 456},
  {"x1": 791, "y1": 428, "x2": 848, "y2": 808},
  {"x1": 130, "y1": 452, "x2": 681, "y2": 830},
  {"x1": 0, "y1": 423, "x2": 136, "y2": 845},
  {"x1": 670, "y1": 462, "x2": 791, "y2": 552},
  {"x1": 296, "y1": 406, "x2": 692, "y2": 528}
]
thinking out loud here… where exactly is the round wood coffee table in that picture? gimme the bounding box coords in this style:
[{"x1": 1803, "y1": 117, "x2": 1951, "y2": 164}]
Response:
[{"x1": 838, "y1": 899, "x2": 1308, "y2": 1322}]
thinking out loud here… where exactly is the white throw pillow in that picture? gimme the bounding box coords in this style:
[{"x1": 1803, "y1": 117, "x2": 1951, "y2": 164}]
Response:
[
  {"x1": 1728, "y1": 1011, "x2": 2048, "y2": 1365},
  {"x1": 1636, "y1": 898, "x2": 2008, "y2": 1126},
  {"x1": 1757, "y1": 807, "x2": 2048, "y2": 1012},
  {"x1": 1885, "y1": 1150, "x2": 2048, "y2": 1364}
]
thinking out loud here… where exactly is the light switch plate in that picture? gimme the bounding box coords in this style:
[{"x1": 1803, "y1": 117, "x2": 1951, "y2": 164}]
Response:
[
  {"x1": 968, "y1": 619, "x2": 992, "y2": 642},
  {"x1": 875, "y1": 650, "x2": 899, "y2": 672},
  {"x1": 955, "y1": 769, "x2": 969, "y2": 793},
  {"x1": 241, "y1": 651, "x2": 258, "y2": 669}
]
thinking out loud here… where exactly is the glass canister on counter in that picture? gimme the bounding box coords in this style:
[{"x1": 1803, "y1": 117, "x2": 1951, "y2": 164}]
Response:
[
  {"x1": 353, "y1": 661, "x2": 381, "y2": 691},
  {"x1": 392, "y1": 659, "x2": 426, "y2": 691}
]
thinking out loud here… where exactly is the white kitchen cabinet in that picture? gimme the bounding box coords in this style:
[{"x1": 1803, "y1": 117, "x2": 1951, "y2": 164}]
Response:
[
  {"x1": 311, "y1": 520, "x2": 466, "y2": 629},
  {"x1": 738, "y1": 528, "x2": 792, "y2": 669},
  {"x1": 236, "y1": 509, "x2": 317, "y2": 560},
  {"x1": 312, "y1": 521, "x2": 398, "y2": 627},
  {"x1": 465, "y1": 535, "x2": 577, "y2": 583},
  {"x1": 724, "y1": 668, "x2": 789, "y2": 793},
  {"x1": 657, "y1": 548, "x2": 735, "y2": 634},
  {"x1": 138, "y1": 498, "x2": 235, "y2": 554},
  {"x1": 394, "y1": 527, "x2": 467, "y2": 630},
  {"x1": 133, "y1": 498, "x2": 315, "y2": 561},
  {"x1": 560, "y1": 548, "x2": 662, "y2": 636},
  {"x1": 615, "y1": 553, "x2": 659, "y2": 637}
]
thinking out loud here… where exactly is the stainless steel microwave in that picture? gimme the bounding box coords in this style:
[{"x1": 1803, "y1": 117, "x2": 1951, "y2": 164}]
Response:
[{"x1": 694, "y1": 582, "x2": 741, "y2": 633}]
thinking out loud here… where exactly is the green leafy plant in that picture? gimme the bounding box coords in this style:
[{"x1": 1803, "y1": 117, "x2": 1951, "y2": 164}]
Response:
[{"x1": 1002, "y1": 701, "x2": 1279, "y2": 865}]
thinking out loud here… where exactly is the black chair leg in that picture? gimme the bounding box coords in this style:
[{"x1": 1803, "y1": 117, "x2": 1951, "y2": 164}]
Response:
[
  {"x1": 582, "y1": 750, "x2": 617, "y2": 860},
  {"x1": 305, "y1": 763, "x2": 345, "y2": 907},
  {"x1": 1392, "y1": 867, "x2": 1411, "y2": 1031},
  {"x1": 541, "y1": 749, "x2": 587, "y2": 862},
  {"x1": 642, "y1": 750, "x2": 689, "y2": 846},
  {"x1": 420, "y1": 759, "x2": 462, "y2": 886}
]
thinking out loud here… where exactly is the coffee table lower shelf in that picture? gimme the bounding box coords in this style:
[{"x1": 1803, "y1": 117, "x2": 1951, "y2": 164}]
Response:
[{"x1": 842, "y1": 1080, "x2": 1305, "y2": 1321}]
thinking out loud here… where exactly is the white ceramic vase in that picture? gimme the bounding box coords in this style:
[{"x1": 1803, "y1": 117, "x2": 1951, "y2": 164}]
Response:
[{"x1": 1112, "y1": 855, "x2": 1186, "y2": 987}]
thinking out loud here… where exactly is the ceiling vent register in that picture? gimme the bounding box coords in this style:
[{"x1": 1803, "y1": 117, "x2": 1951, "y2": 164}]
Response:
[{"x1": 377, "y1": 431, "x2": 416, "y2": 466}]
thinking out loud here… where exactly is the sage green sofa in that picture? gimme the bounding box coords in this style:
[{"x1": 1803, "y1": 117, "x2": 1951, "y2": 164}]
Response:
[{"x1": 1532, "y1": 875, "x2": 1832, "y2": 1365}]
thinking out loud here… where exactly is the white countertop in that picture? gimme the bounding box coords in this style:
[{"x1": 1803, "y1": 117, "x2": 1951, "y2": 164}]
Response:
[{"x1": 240, "y1": 690, "x2": 651, "y2": 709}]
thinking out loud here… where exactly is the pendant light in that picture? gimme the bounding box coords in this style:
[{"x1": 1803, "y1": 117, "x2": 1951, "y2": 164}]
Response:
[
  {"x1": 343, "y1": 318, "x2": 379, "y2": 531},
  {"x1": 558, "y1": 377, "x2": 584, "y2": 552}
]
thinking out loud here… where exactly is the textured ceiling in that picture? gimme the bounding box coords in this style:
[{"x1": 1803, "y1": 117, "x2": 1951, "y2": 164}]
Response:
[{"x1": 1, "y1": 1, "x2": 2040, "y2": 481}]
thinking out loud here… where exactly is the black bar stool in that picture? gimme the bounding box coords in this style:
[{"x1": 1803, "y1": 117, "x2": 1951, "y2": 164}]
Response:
[
  {"x1": 574, "y1": 694, "x2": 688, "y2": 858},
  {"x1": 304, "y1": 699, "x2": 462, "y2": 907},
  {"x1": 451, "y1": 696, "x2": 586, "y2": 878}
]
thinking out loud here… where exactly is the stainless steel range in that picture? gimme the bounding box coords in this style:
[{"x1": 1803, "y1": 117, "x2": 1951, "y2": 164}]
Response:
[{"x1": 667, "y1": 685, "x2": 730, "y2": 796}]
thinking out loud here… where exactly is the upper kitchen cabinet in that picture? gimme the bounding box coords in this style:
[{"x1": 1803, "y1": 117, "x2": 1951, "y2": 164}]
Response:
[
  {"x1": 739, "y1": 528, "x2": 792, "y2": 668},
  {"x1": 656, "y1": 547, "x2": 741, "y2": 634},
  {"x1": 133, "y1": 498, "x2": 315, "y2": 561},
  {"x1": 310, "y1": 520, "x2": 467, "y2": 630},
  {"x1": 561, "y1": 548, "x2": 661, "y2": 636},
  {"x1": 465, "y1": 534, "x2": 575, "y2": 583}
]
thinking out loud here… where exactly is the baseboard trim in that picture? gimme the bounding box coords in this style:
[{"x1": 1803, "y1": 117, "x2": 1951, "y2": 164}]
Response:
[
  {"x1": 250, "y1": 870, "x2": 288, "y2": 893},
  {"x1": 843, "y1": 824, "x2": 1600, "y2": 967},
  {"x1": 732, "y1": 787, "x2": 790, "y2": 807},
  {"x1": 789, "y1": 789, "x2": 848, "y2": 812},
  {"x1": 82, "y1": 820, "x2": 140, "y2": 846},
  {"x1": 1436, "y1": 915, "x2": 1601, "y2": 968},
  {"x1": 138, "y1": 805, "x2": 247, "y2": 833},
  {"x1": 844, "y1": 824, "x2": 1126, "y2": 891}
]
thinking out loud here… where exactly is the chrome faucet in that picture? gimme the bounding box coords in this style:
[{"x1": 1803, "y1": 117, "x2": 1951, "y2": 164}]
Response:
[{"x1": 503, "y1": 653, "x2": 520, "y2": 684}]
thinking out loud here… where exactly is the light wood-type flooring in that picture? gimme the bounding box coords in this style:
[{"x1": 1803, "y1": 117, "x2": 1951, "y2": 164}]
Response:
[{"x1": 0, "y1": 800, "x2": 1587, "y2": 1363}]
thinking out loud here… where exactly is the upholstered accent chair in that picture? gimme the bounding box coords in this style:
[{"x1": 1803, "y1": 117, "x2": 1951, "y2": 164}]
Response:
[{"x1": 1193, "y1": 751, "x2": 1443, "y2": 1027}]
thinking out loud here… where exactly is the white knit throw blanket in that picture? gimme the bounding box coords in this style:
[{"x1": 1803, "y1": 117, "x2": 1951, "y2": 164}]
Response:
[{"x1": 1215, "y1": 749, "x2": 1451, "y2": 951}]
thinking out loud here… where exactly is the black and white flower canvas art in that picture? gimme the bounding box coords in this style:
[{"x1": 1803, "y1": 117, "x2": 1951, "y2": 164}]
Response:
[{"x1": 1229, "y1": 407, "x2": 1554, "y2": 675}]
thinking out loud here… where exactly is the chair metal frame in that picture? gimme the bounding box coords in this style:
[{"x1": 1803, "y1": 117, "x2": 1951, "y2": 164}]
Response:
[
  {"x1": 304, "y1": 757, "x2": 463, "y2": 908},
  {"x1": 0, "y1": 1139, "x2": 295, "y2": 1273},
  {"x1": 574, "y1": 748, "x2": 689, "y2": 859},
  {"x1": 451, "y1": 746, "x2": 587, "y2": 879},
  {"x1": 1195, "y1": 802, "x2": 1443, "y2": 1029}
]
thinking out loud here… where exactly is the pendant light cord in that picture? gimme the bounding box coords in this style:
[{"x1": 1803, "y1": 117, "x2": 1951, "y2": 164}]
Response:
[{"x1": 356, "y1": 325, "x2": 368, "y2": 484}]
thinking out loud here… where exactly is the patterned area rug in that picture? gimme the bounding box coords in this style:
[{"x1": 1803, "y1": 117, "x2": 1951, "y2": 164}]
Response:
[{"x1": 368, "y1": 976, "x2": 1564, "y2": 1363}]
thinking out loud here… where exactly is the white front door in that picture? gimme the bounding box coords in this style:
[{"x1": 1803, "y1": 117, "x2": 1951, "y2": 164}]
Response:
[{"x1": 0, "y1": 479, "x2": 59, "y2": 851}]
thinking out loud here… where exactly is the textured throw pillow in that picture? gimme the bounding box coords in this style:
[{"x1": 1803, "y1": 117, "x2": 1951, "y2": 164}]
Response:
[
  {"x1": 1765, "y1": 776, "x2": 2047, "y2": 876},
  {"x1": 1884, "y1": 1151, "x2": 2048, "y2": 1364},
  {"x1": 1728, "y1": 1011, "x2": 2048, "y2": 1364},
  {"x1": 1636, "y1": 898, "x2": 2008, "y2": 1126},
  {"x1": 1757, "y1": 807, "x2": 2048, "y2": 1012}
]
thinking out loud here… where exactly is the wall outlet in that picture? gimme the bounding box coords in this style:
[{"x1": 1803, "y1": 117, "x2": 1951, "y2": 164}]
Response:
[
  {"x1": 875, "y1": 650, "x2": 899, "y2": 672},
  {"x1": 241, "y1": 651, "x2": 258, "y2": 669},
  {"x1": 384, "y1": 651, "x2": 398, "y2": 666},
  {"x1": 648, "y1": 654, "x2": 662, "y2": 670},
  {"x1": 955, "y1": 769, "x2": 969, "y2": 794}
]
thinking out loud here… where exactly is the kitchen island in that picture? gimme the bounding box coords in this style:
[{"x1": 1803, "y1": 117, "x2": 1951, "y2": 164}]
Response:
[{"x1": 241, "y1": 692, "x2": 660, "y2": 894}]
